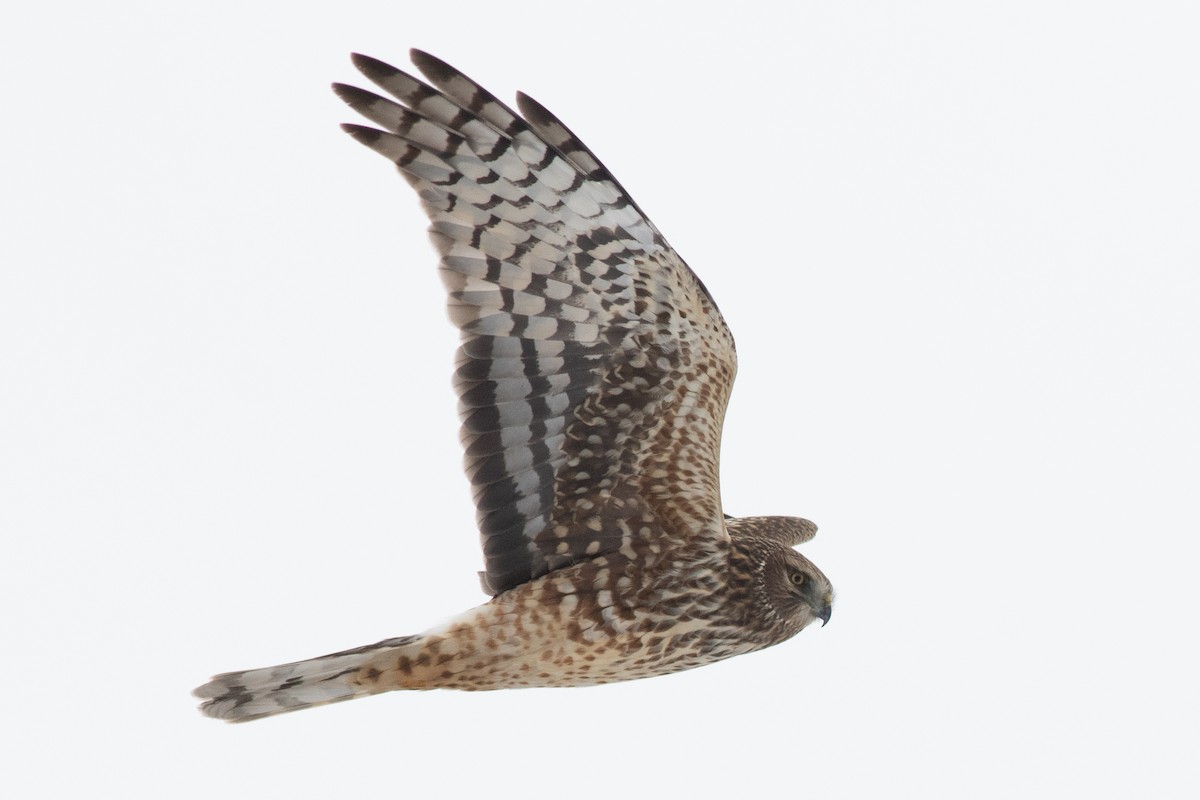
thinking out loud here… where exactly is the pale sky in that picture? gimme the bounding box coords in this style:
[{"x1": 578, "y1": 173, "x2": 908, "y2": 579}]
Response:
[{"x1": 3, "y1": 2, "x2": 1198, "y2": 797}]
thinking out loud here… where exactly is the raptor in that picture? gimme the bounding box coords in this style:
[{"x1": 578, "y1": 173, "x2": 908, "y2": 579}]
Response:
[{"x1": 195, "y1": 50, "x2": 833, "y2": 722}]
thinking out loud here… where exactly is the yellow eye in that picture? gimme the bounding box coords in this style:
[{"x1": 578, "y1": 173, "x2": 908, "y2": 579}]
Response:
[{"x1": 790, "y1": 572, "x2": 806, "y2": 587}]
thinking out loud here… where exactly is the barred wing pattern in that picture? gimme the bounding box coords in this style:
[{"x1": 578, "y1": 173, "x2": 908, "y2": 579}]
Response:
[{"x1": 335, "y1": 51, "x2": 737, "y2": 595}]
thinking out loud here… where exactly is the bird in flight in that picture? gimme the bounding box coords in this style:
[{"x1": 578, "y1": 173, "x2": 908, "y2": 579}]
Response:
[{"x1": 195, "y1": 49, "x2": 833, "y2": 722}]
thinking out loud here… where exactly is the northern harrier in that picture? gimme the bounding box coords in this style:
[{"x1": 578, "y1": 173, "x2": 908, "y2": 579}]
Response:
[{"x1": 195, "y1": 50, "x2": 833, "y2": 722}]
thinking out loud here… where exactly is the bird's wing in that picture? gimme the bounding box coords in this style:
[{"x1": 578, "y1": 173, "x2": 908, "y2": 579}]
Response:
[{"x1": 336, "y1": 51, "x2": 737, "y2": 595}]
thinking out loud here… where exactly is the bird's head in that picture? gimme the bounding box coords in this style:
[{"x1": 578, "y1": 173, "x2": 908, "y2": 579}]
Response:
[
  {"x1": 726, "y1": 515, "x2": 833, "y2": 639},
  {"x1": 764, "y1": 546, "x2": 833, "y2": 631}
]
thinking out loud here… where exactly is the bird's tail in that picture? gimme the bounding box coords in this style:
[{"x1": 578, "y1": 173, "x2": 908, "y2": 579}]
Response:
[{"x1": 194, "y1": 635, "x2": 422, "y2": 722}]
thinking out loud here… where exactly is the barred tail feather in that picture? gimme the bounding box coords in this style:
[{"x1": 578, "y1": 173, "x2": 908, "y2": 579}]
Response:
[{"x1": 194, "y1": 635, "x2": 421, "y2": 723}]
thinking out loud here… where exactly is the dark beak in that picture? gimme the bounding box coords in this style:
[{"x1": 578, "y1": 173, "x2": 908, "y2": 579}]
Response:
[{"x1": 817, "y1": 603, "x2": 832, "y2": 627}]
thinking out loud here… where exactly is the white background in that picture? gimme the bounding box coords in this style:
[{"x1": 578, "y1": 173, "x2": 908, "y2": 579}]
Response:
[{"x1": 3, "y1": 1, "x2": 1198, "y2": 797}]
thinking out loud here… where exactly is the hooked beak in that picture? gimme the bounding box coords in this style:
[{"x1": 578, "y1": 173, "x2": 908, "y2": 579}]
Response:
[{"x1": 816, "y1": 595, "x2": 832, "y2": 627}]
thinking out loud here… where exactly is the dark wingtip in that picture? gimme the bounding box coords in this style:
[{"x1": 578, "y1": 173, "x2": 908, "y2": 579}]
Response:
[
  {"x1": 515, "y1": 91, "x2": 552, "y2": 126},
  {"x1": 339, "y1": 123, "x2": 383, "y2": 144},
  {"x1": 351, "y1": 52, "x2": 398, "y2": 79},
  {"x1": 409, "y1": 48, "x2": 456, "y2": 83},
  {"x1": 331, "y1": 82, "x2": 381, "y2": 111}
]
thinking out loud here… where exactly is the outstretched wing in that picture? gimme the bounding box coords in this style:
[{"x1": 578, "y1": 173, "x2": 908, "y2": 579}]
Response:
[{"x1": 335, "y1": 51, "x2": 736, "y2": 595}]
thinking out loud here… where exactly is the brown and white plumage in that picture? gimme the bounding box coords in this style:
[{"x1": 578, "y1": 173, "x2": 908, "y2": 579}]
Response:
[{"x1": 194, "y1": 50, "x2": 832, "y2": 723}]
